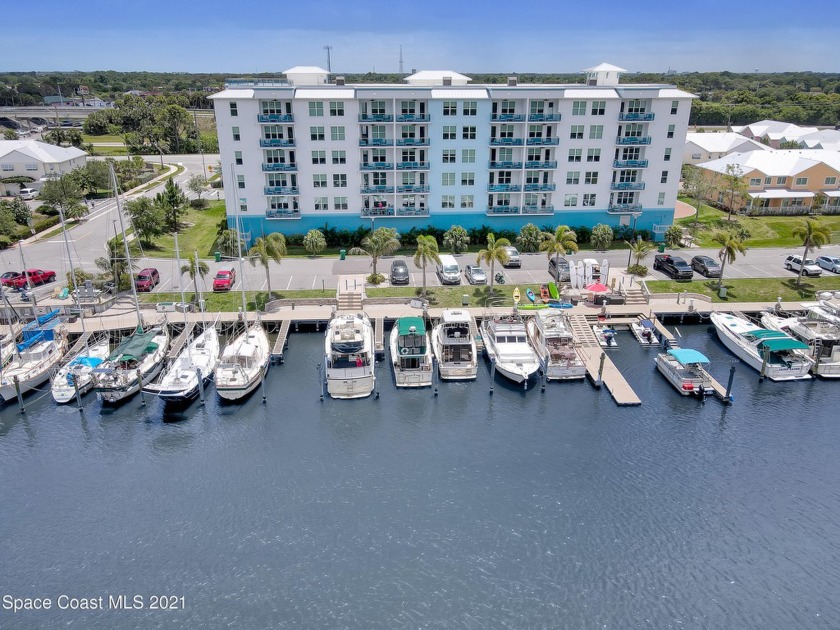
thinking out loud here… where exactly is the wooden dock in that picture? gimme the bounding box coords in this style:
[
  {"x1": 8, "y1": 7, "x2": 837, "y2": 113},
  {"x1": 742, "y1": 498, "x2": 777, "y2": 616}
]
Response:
[
  {"x1": 652, "y1": 316, "x2": 678, "y2": 348},
  {"x1": 62, "y1": 332, "x2": 91, "y2": 363},
  {"x1": 166, "y1": 322, "x2": 195, "y2": 361},
  {"x1": 270, "y1": 320, "x2": 291, "y2": 364},
  {"x1": 470, "y1": 315, "x2": 484, "y2": 352},
  {"x1": 373, "y1": 317, "x2": 385, "y2": 358}
]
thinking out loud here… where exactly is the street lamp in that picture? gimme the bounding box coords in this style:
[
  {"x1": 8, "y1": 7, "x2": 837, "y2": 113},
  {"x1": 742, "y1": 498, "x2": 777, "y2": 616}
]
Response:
[{"x1": 626, "y1": 212, "x2": 641, "y2": 266}]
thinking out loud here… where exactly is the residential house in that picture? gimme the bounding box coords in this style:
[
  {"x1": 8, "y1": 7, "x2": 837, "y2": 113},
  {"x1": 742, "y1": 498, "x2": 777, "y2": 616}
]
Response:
[
  {"x1": 684, "y1": 132, "x2": 769, "y2": 164},
  {"x1": 0, "y1": 140, "x2": 87, "y2": 196}
]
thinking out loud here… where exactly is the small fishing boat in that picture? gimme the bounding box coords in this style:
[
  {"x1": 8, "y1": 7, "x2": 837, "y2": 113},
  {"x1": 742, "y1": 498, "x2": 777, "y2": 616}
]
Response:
[
  {"x1": 655, "y1": 348, "x2": 715, "y2": 398},
  {"x1": 592, "y1": 324, "x2": 619, "y2": 348},
  {"x1": 390, "y1": 316, "x2": 433, "y2": 387},
  {"x1": 630, "y1": 318, "x2": 657, "y2": 346},
  {"x1": 525, "y1": 310, "x2": 586, "y2": 381},
  {"x1": 324, "y1": 313, "x2": 375, "y2": 399},
  {"x1": 431, "y1": 309, "x2": 477, "y2": 380},
  {"x1": 480, "y1": 313, "x2": 541, "y2": 386}
]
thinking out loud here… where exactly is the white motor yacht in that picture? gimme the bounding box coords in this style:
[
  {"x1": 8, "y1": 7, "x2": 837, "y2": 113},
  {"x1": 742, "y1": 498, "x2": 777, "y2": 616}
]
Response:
[
  {"x1": 525, "y1": 310, "x2": 586, "y2": 381},
  {"x1": 431, "y1": 309, "x2": 477, "y2": 380},
  {"x1": 324, "y1": 313, "x2": 375, "y2": 399},
  {"x1": 390, "y1": 316, "x2": 433, "y2": 387},
  {"x1": 480, "y1": 313, "x2": 541, "y2": 385}
]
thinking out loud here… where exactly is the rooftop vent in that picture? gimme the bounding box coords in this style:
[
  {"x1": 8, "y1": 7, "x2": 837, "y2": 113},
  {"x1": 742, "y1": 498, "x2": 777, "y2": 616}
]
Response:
[
  {"x1": 335, "y1": 76, "x2": 346, "y2": 86},
  {"x1": 442, "y1": 76, "x2": 452, "y2": 86},
  {"x1": 507, "y1": 76, "x2": 517, "y2": 86}
]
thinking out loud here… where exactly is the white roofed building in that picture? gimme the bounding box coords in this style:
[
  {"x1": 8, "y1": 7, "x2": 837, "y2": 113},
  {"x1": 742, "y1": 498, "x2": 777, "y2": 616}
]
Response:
[
  {"x1": 0, "y1": 140, "x2": 87, "y2": 196},
  {"x1": 731, "y1": 120, "x2": 820, "y2": 149},
  {"x1": 684, "y1": 132, "x2": 769, "y2": 164}
]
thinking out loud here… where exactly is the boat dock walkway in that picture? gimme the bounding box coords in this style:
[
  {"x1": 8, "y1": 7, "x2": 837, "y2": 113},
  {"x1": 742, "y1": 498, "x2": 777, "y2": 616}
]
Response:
[
  {"x1": 270, "y1": 320, "x2": 291, "y2": 364},
  {"x1": 63, "y1": 332, "x2": 91, "y2": 363},
  {"x1": 652, "y1": 316, "x2": 678, "y2": 348},
  {"x1": 166, "y1": 322, "x2": 196, "y2": 361},
  {"x1": 374, "y1": 317, "x2": 385, "y2": 358},
  {"x1": 470, "y1": 316, "x2": 484, "y2": 352}
]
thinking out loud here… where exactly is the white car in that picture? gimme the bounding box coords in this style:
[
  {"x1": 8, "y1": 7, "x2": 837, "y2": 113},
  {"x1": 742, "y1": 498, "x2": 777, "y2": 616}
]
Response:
[
  {"x1": 784, "y1": 255, "x2": 822, "y2": 277},
  {"x1": 18, "y1": 188, "x2": 38, "y2": 200}
]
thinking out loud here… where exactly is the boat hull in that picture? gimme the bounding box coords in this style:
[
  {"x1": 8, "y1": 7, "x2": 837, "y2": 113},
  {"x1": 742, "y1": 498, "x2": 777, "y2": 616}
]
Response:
[
  {"x1": 431, "y1": 314, "x2": 478, "y2": 381},
  {"x1": 216, "y1": 362, "x2": 267, "y2": 401},
  {"x1": 0, "y1": 338, "x2": 67, "y2": 402},
  {"x1": 654, "y1": 353, "x2": 713, "y2": 397},
  {"x1": 325, "y1": 366, "x2": 376, "y2": 399}
]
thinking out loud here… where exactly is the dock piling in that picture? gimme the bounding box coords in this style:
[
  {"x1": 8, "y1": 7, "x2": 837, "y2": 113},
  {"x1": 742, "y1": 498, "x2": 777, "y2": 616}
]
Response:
[
  {"x1": 137, "y1": 369, "x2": 145, "y2": 406},
  {"x1": 196, "y1": 368, "x2": 205, "y2": 405},
  {"x1": 13, "y1": 376, "x2": 24, "y2": 413},
  {"x1": 489, "y1": 358, "x2": 495, "y2": 395},
  {"x1": 72, "y1": 373, "x2": 83, "y2": 411},
  {"x1": 318, "y1": 363, "x2": 324, "y2": 401},
  {"x1": 597, "y1": 352, "x2": 605, "y2": 388},
  {"x1": 724, "y1": 365, "x2": 736, "y2": 402}
]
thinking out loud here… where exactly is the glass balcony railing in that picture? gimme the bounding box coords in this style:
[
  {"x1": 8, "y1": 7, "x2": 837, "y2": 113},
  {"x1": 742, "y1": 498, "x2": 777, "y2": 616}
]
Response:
[
  {"x1": 362, "y1": 206, "x2": 395, "y2": 217},
  {"x1": 525, "y1": 160, "x2": 558, "y2": 169},
  {"x1": 361, "y1": 186, "x2": 395, "y2": 194},
  {"x1": 489, "y1": 161, "x2": 523, "y2": 169},
  {"x1": 358, "y1": 113, "x2": 393, "y2": 122},
  {"x1": 522, "y1": 205, "x2": 555, "y2": 215},
  {"x1": 396, "y1": 113, "x2": 430, "y2": 122},
  {"x1": 359, "y1": 138, "x2": 394, "y2": 146},
  {"x1": 616, "y1": 136, "x2": 652, "y2": 145},
  {"x1": 395, "y1": 206, "x2": 430, "y2": 217},
  {"x1": 528, "y1": 113, "x2": 562, "y2": 122},
  {"x1": 526, "y1": 137, "x2": 560, "y2": 146},
  {"x1": 262, "y1": 163, "x2": 297, "y2": 172},
  {"x1": 360, "y1": 162, "x2": 393, "y2": 170},
  {"x1": 258, "y1": 113, "x2": 294, "y2": 123},
  {"x1": 487, "y1": 184, "x2": 522, "y2": 192},
  {"x1": 490, "y1": 138, "x2": 524, "y2": 146},
  {"x1": 612, "y1": 159, "x2": 649, "y2": 168},
  {"x1": 266, "y1": 208, "x2": 301, "y2": 219},
  {"x1": 396, "y1": 162, "x2": 430, "y2": 170},
  {"x1": 610, "y1": 182, "x2": 646, "y2": 191},
  {"x1": 607, "y1": 203, "x2": 643, "y2": 214},
  {"x1": 259, "y1": 138, "x2": 295, "y2": 147},
  {"x1": 485, "y1": 206, "x2": 521, "y2": 215},
  {"x1": 397, "y1": 185, "x2": 430, "y2": 193},
  {"x1": 396, "y1": 138, "x2": 430, "y2": 146},
  {"x1": 263, "y1": 186, "x2": 299, "y2": 195},
  {"x1": 618, "y1": 112, "x2": 654, "y2": 121},
  {"x1": 523, "y1": 183, "x2": 556, "y2": 192},
  {"x1": 491, "y1": 114, "x2": 526, "y2": 122}
]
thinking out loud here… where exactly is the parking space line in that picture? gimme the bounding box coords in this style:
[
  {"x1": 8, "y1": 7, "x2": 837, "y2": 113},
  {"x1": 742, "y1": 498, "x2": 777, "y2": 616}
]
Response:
[{"x1": 286, "y1": 276, "x2": 293, "y2": 290}]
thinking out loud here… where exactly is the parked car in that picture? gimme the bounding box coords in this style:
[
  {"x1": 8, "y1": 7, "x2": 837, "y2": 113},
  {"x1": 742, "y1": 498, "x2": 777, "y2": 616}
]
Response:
[
  {"x1": 0, "y1": 271, "x2": 22, "y2": 287},
  {"x1": 101, "y1": 281, "x2": 117, "y2": 295},
  {"x1": 464, "y1": 265, "x2": 487, "y2": 285},
  {"x1": 135, "y1": 268, "x2": 160, "y2": 292},
  {"x1": 212, "y1": 268, "x2": 236, "y2": 291},
  {"x1": 815, "y1": 255, "x2": 840, "y2": 273},
  {"x1": 389, "y1": 260, "x2": 410, "y2": 285},
  {"x1": 502, "y1": 246, "x2": 521, "y2": 268},
  {"x1": 548, "y1": 256, "x2": 571, "y2": 282},
  {"x1": 18, "y1": 188, "x2": 38, "y2": 200},
  {"x1": 653, "y1": 254, "x2": 693, "y2": 280},
  {"x1": 784, "y1": 255, "x2": 822, "y2": 277},
  {"x1": 8, "y1": 269, "x2": 56, "y2": 289},
  {"x1": 690, "y1": 255, "x2": 721, "y2": 278}
]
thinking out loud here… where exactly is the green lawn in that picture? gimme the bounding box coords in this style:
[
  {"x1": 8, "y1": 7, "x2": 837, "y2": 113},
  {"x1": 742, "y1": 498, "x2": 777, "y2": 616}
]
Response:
[
  {"x1": 82, "y1": 134, "x2": 125, "y2": 144},
  {"x1": 647, "y1": 276, "x2": 840, "y2": 303},
  {"x1": 89, "y1": 145, "x2": 129, "y2": 157},
  {"x1": 142, "y1": 201, "x2": 226, "y2": 259},
  {"x1": 139, "y1": 289, "x2": 335, "y2": 312}
]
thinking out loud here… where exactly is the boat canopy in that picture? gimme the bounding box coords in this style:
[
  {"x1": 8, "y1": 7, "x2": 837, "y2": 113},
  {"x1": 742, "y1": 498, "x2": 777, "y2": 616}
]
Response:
[
  {"x1": 667, "y1": 348, "x2": 710, "y2": 365},
  {"x1": 71, "y1": 356, "x2": 104, "y2": 368},
  {"x1": 398, "y1": 316, "x2": 426, "y2": 336},
  {"x1": 759, "y1": 338, "x2": 809, "y2": 352},
  {"x1": 749, "y1": 329, "x2": 789, "y2": 339},
  {"x1": 108, "y1": 330, "x2": 159, "y2": 361}
]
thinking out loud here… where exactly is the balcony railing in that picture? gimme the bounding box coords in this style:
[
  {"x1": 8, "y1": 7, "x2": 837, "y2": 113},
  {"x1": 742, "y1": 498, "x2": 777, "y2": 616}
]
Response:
[
  {"x1": 263, "y1": 186, "x2": 299, "y2": 195},
  {"x1": 527, "y1": 137, "x2": 560, "y2": 146},
  {"x1": 616, "y1": 136, "x2": 652, "y2": 145},
  {"x1": 358, "y1": 113, "x2": 393, "y2": 122},
  {"x1": 396, "y1": 138, "x2": 430, "y2": 146},
  {"x1": 362, "y1": 206, "x2": 395, "y2": 217},
  {"x1": 613, "y1": 159, "x2": 649, "y2": 168},
  {"x1": 608, "y1": 203, "x2": 643, "y2": 214},
  {"x1": 489, "y1": 161, "x2": 523, "y2": 169},
  {"x1": 611, "y1": 182, "x2": 646, "y2": 191},
  {"x1": 361, "y1": 186, "x2": 394, "y2": 194},
  {"x1": 524, "y1": 183, "x2": 556, "y2": 192},
  {"x1": 360, "y1": 162, "x2": 393, "y2": 170},
  {"x1": 525, "y1": 160, "x2": 558, "y2": 169},
  {"x1": 396, "y1": 162, "x2": 430, "y2": 170},
  {"x1": 262, "y1": 163, "x2": 297, "y2": 172},
  {"x1": 258, "y1": 113, "x2": 294, "y2": 123},
  {"x1": 528, "y1": 113, "x2": 562, "y2": 122},
  {"x1": 619, "y1": 112, "x2": 654, "y2": 121},
  {"x1": 397, "y1": 185, "x2": 430, "y2": 193},
  {"x1": 260, "y1": 138, "x2": 295, "y2": 147},
  {"x1": 396, "y1": 113, "x2": 430, "y2": 122},
  {"x1": 396, "y1": 206, "x2": 430, "y2": 217},
  {"x1": 359, "y1": 138, "x2": 394, "y2": 146},
  {"x1": 485, "y1": 206, "x2": 521, "y2": 215},
  {"x1": 490, "y1": 138, "x2": 524, "y2": 146},
  {"x1": 488, "y1": 184, "x2": 522, "y2": 192},
  {"x1": 266, "y1": 208, "x2": 301, "y2": 219},
  {"x1": 522, "y1": 205, "x2": 555, "y2": 215},
  {"x1": 491, "y1": 114, "x2": 526, "y2": 122}
]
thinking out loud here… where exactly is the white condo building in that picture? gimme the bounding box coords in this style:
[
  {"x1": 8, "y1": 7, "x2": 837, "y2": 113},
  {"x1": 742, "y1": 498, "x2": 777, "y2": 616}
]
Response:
[{"x1": 210, "y1": 63, "x2": 693, "y2": 241}]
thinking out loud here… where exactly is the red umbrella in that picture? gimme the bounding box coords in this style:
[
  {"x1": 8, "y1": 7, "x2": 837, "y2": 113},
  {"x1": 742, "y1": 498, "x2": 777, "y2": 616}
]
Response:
[{"x1": 585, "y1": 282, "x2": 609, "y2": 293}]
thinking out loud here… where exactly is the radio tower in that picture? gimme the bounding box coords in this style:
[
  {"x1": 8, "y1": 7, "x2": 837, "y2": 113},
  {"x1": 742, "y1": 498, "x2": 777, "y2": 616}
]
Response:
[
  {"x1": 323, "y1": 45, "x2": 333, "y2": 73},
  {"x1": 399, "y1": 45, "x2": 404, "y2": 74}
]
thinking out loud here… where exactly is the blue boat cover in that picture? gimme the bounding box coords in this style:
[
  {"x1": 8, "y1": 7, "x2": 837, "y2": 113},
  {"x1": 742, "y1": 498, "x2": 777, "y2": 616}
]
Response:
[
  {"x1": 71, "y1": 356, "x2": 104, "y2": 368},
  {"x1": 668, "y1": 348, "x2": 710, "y2": 365}
]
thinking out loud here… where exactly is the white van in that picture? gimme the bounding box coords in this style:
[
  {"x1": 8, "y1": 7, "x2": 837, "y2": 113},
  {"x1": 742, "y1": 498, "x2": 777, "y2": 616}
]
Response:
[
  {"x1": 18, "y1": 188, "x2": 38, "y2": 200},
  {"x1": 436, "y1": 254, "x2": 461, "y2": 285}
]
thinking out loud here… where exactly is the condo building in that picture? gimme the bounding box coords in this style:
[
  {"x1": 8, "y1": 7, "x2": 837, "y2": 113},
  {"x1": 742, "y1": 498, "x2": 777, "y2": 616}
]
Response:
[{"x1": 210, "y1": 63, "x2": 693, "y2": 241}]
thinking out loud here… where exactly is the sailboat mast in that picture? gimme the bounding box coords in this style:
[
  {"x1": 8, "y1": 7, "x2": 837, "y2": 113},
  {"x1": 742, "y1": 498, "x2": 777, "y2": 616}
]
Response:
[
  {"x1": 174, "y1": 233, "x2": 187, "y2": 309},
  {"x1": 58, "y1": 205, "x2": 87, "y2": 340},
  {"x1": 194, "y1": 250, "x2": 206, "y2": 328},
  {"x1": 17, "y1": 239, "x2": 37, "y2": 309},
  {"x1": 230, "y1": 163, "x2": 248, "y2": 320},
  {"x1": 110, "y1": 164, "x2": 142, "y2": 327}
]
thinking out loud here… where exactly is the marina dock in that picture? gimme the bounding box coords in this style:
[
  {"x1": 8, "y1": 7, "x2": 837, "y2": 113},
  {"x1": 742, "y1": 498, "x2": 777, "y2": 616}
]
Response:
[
  {"x1": 270, "y1": 320, "x2": 291, "y2": 364},
  {"x1": 373, "y1": 317, "x2": 385, "y2": 358},
  {"x1": 166, "y1": 322, "x2": 196, "y2": 361}
]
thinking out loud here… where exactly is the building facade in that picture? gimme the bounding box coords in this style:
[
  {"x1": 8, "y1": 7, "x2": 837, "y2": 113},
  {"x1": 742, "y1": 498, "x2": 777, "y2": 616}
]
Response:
[
  {"x1": 211, "y1": 64, "x2": 694, "y2": 242},
  {"x1": 0, "y1": 140, "x2": 87, "y2": 196}
]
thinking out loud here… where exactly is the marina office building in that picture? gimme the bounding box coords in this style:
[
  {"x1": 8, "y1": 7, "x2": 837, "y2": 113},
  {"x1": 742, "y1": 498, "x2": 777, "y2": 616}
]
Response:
[{"x1": 211, "y1": 63, "x2": 693, "y2": 241}]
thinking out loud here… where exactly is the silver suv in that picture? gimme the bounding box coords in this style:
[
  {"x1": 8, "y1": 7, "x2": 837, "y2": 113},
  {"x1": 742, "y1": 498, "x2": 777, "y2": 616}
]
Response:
[
  {"x1": 502, "y1": 246, "x2": 521, "y2": 268},
  {"x1": 785, "y1": 255, "x2": 822, "y2": 277},
  {"x1": 548, "y1": 257, "x2": 570, "y2": 282}
]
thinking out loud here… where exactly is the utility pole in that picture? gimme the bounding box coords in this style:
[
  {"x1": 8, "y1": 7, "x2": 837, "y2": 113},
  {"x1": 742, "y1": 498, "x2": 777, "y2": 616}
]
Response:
[
  {"x1": 323, "y1": 45, "x2": 333, "y2": 73},
  {"x1": 399, "y1": 45, "x2": 404, "y2": 74}
]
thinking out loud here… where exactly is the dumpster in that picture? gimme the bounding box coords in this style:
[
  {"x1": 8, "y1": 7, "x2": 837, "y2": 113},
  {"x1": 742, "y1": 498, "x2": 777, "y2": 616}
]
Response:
[
  {"x1": 339, "y1": 249, "x2": 346, "y2": 260},
  {"x1": 658, "y1": 244, "x2": 666, "y2": 253},
  {"x1": 214, "y1": 251, "x2": 221, "y2": 262}
]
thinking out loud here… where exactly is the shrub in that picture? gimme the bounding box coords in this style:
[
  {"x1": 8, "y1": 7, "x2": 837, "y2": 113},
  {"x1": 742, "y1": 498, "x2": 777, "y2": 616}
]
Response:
[
  {"x1": 0, "y1": 235, "x2": 11, "y2": 249},
  {"x1": 591, "y1": 224, "x2": 614, "y2": 250},
  {"x1": 367, "y1": 273, "x2": 385, "y2": 285},
  {"x1": 627, "y1": 263, "x2": 649, "y2": 277},
  {"x1": 33, "y1": 215, "x2": 61, "y2": 233},
  {"x1": 664, "y1": 225, "x2": 683, "y2": 248}
]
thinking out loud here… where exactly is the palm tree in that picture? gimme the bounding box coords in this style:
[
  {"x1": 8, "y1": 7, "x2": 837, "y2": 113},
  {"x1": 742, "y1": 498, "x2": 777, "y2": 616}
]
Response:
[
  {"x1": 180, "y1": 255, "x2": 210, "y2": 301},
  {"x1": 95, "y1": 234, "x2": 141, "y2": 290},
  {"x1": 442, "y1": 225, "x2": 469, "y2": 254},
  {"x1": 348, "y1": 227, "x2": 400, "y2": 277},
  {"x1": 627, "y1": 237, "x2": 656, "y2": 267},
  {"x1": 476, "y1": 233, "x2": 512, "y2": 292},
  {"x1": 413, "y1": 235, "x2": 441, "y2": 297},
  {"x1": 215, "y1": 229, "x2": 244, "y2": 257},
  {"x1": 712, "y1": 230, "x2": 747, "y2": 290},
  {"x1": 791, "y1": 218, "x2": 832, "y2": 286},
  {"x1": 540, "y1": 225, "x2": 578, "y2": 272},
  {"x1": 248, "y1": 232, "x2": 286, "y2": 299}
]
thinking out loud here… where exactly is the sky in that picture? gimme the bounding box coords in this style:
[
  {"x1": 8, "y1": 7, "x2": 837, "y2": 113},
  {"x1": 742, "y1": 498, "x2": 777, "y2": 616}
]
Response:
[{"x1": 2, "y1": 0, "x2": 839, "y2": 74}]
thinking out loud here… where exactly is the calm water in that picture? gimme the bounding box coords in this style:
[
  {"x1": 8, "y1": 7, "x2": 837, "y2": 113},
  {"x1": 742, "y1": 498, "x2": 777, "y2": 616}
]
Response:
[{"x1": 1, "y1": 325, "x2": 839, "y2": 629}]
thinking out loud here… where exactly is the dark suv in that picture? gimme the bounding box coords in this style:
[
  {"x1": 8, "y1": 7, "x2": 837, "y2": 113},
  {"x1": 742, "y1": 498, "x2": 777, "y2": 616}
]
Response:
[
  {"x1": 390, "y1": 260, "x2": 410, "y2": 285},
  {"x1": 653, "y1": 254, "x2": 693, "y2": 280}
]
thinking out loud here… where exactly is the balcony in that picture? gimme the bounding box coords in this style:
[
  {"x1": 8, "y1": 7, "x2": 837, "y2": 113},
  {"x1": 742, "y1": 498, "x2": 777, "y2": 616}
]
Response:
[
  {"x1": 396, "y1": 206, "x2": 430, "y2": 217},
  {"x1": 613, "y1": 159, "x2": 649, "y2": 168},
  {"x1": 361, "y1": 186, "x2": 394, "y2": 194},
  {"x1": 360, "y1": 162, "x2": 393, "y2": 170},
  {"x1": 397, "y1": 185, "x2": 430, "y2": 193},
  {"x1": 616, "y1": 136, "x2": 652, "y2": 145},
  {"x1": 522, "y1": 205, "x2": 555, "y2": 215},
  {"x1": 262, "y1": 163, "x2": 297, "y2": 172},
  {"x1": 258, "y1": 113, "x2": 294, "y2": 123},
  {"x1": 260, "y1": 138, "x2": 295, "y2": 147},
  {"x1": 485, "y1": 206, "x2": 521, "y2": 215},
  {"x1": 611, "y1": 182, "x2": 646, "y2": 191},
  {"x1": 396, "y1": 162, "x2": 430, "y2": 170},
  {"x1": 490, "y1": 138, "x2": 524, "y2": 146},
  {"x1": 608, "y1": 203, "x2": 643, "y2": 214},
  {"x1": 525, "y1": 160, "x2": 558, "y2": 169},
  {"x1": 396, "y1": 113, "x2": 430, "y2": 122},
  {"x1": 491, "y1": 114, "x2": 525, "y2": 122},
  {"x1": 488, "y1": 184, "x2": 522, "y2": 192},
  {"x1": 396, "y1": 138, "x2": 430, "y2": 147},
  {"x1": 362, "y1": 206, "x2": 395, "y2": 217},
  {"x1": 263, "y1": 186, "x2": 299, "y2": 195},
  {"x1": 619, "y1": 112, "x2": 655, "y2": 121},
  {"x1": 528, "y1": 113, "x2": 562, "y2": 122},
  {"x1": 266, "y1": 208, "x2": 301, "y2": 219},
  {"x1": 359, "y1": 138, "x2": 394, "y2": 147},
  {"x1": 489, "y1": 161, "x2": 523, "y2": 169},
  {"x1": 527, "y1": 137, "x2": 560, "y2": 146},
  {"x1": 524, "y1": 183, "x2": 556, "y2": 192},
  {"x1": 359, "y1": 113, "x2": 393, "y2": 122}
]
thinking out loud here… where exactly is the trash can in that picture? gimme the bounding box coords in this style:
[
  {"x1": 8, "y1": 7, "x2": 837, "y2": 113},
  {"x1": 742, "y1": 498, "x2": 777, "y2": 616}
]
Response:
[
  {"x1": 339, "y1": 249, "x2": 346, "y2": 260},
  {"x1": 718, "y1": 286, "x2": 727, "y2": 299},
  {"x1": 214, "y1": 251, "x2": 221, "y2": 262},
  {"x1": 462, "y1": 294, "x2": 469, "y2": 306},
  {"x1": 658, "y1": 244, "x2": 666, "y2": 253}
]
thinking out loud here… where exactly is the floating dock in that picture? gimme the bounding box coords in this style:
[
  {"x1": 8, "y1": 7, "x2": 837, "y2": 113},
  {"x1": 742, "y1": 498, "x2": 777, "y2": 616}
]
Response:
[
  {"x1": 373, "y1": 317, "x2": 385, "y2": 358},
  {"x1": 166, "y1": 322, "x2": 196, "y2": 361},
  {"x1": 270, "y1": 320, "x2": 291, "y2": 364}
]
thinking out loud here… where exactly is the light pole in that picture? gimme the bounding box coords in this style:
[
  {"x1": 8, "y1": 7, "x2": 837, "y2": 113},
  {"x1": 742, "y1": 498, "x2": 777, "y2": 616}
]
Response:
[{"x1": 626, "y1": 212, "x2": 641, "y2": 266}]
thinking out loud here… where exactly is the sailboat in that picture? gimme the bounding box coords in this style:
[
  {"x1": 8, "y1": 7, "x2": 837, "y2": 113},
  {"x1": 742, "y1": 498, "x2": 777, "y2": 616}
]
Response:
[
  {"x1": 143, "y1": 242, "x2": 220, "y2": 403},
  {"x1": 0, "y1": 309, "x2": 68, "y2": 402},
  {"x1": 93, "y1": 164, "x2": 170, "y2": 404}
]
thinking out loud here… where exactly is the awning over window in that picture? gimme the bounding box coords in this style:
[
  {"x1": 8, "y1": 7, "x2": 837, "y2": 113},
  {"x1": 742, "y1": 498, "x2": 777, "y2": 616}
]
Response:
[{"x1": 748, "y1": 190, "x2": 815, "y2": 199}]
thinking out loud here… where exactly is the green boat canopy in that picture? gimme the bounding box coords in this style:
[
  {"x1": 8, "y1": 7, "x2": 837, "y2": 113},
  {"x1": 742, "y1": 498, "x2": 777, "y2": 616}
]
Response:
[
  {"x1": 109, "y1": 330, "x2": 159, "y2": 361},
  {"x1": 749, "y1": 329, "x2": 789, "y2": 340},
  {"x1": 759, "y1": 338, "x2": 809, "y2": 352},
  {"x1": 397, "y1": 316, "x2": 426, "y2": 336}
]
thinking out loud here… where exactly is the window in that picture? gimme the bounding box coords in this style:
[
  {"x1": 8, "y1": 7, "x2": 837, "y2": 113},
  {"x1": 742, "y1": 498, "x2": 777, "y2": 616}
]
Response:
[
  {"x1": 462, "y1": 126, "x2": 476, "y2": 140},
  {"x1": 263, "y1": 125, "x2": 285, "y2": 140},
  {"x1": 401, "y1": 125, "x2": 416, "y2": 139},
  {"x1": 370, "y1": 100, "x2": 386, "y2": 115},
  {"x1": 310, "y1": 126, "x2": 325, "y2": 141},
  {"x1": 530, "y1": 100, "x2": 545, "y2": 115},
  {"x1": 442, "y1": 150, "x2": 456, "y2": 164},
  {"x1": 460, "y1": 195, "x2": 474, "y2": 208},
  {"x1": 332, "y1": 150, "x2": 346, "y2": 164},
  {"x1": 572, "y1": 101, "x2": 586, "y2": 115},
  {"x1": 333, "y1": 174, "x2": 347, "y2": 188},
  {"x1": 589, "y1": 125, "x2": 603, "y2": 140},
  {"x1": 229, "y1": 102, "x2": 238, "y2": 117},
  {"x1": 591, "y1": 101, "x2": 605, "y2": 115},
  {"x1": 371, "y1": 125, "x2": 386, "y2": 140},
  {"x1": 443, "y1": 125, "x2": 456, "y2": 140},
  {"x1": 314, "y1": 197, "x2": 328, "y2": 210},
  {"x1": 749, "y1": 178, "x2": 762, "y2": 186},
  {"x1": 261, "y1": 100, "x2": 285, "y2": 115},
  {"x1": 568, "y1": 149, "x2": 582, "y2": 162},
  {"x1": 234, "y1": 151, "x2": 243, "y2": 166},
  {"x1": 401, "y1": 172, "x2": 416, "y2": 185},
  {"x1": 463, "y1": 101, "x2": 477, "y2": 116},
  {"x1": 237, "y1": 175, "x2": 245, "y2": 189},
  {"x1": 329, "y1": 101, "x2": 344, "y2": 116},
  {"x1": 1, "y1": 164, "x2": 12, "y2": 172},
  {"x1": 312, "y1": 150, "x2": 326, "y2": 164},
  {"x1": 619, "y1": 170, "x2": 639, "y2": 183},
  {"x1": 826, "y1": 176, "x2": 838, "y2": 185},
  {"x1": 443, "y1": 101, "x2": 457, "y2": 116},
  {"x1": 232, "y1": 127, "x2": 240, "y2": 141},
  {"x1": 658, "y1": 192, "x2": 666, "y2": 206},
  {"x1": 371, "y1": 149, "x2": 386, "y2": 163},
  {"x1": 795, "y1": 177, "x2": 808, "y2": 186},
  {"x1": 765, "y1": 177, "x2": 772, "y2": 185},
  {"x1": 442, "y1": 173, "x2": 455, "y2": 186},
  {"x1": 313, "y1": 174, "x2": 327, "y2": 188},
  {"x1": 776, "y1": 176, "x2": 786, "y2": 185},
  {"x1": 501, "y1": 124, "x2": 515, "y2": 139},
  {"x1": 587, "y1": 148, "x2": 601, "y2": 162},
  {"x1": 528, "y1": 125, "x2": 543, "y2": 139},
  {"x1": 664, "y1": 148, "x2": 672, "y2": 162},
  {"x1": 309, "y1": 102, "x2": 324, "y2": 117},
  {"x1": 462, "y1": 149, "x2": 475, "y2": 163},
  {"x1": 617, "y1": 192, "x2": 635, "y2": 204},
  {"x1": 373, "y1": 172, "x2": 387, "y2": 185},
  {"x1": 441, "y1": 195, "x2": 455, "y2": 209},
  {"x1": 527, "y1": 148, "x2": 541, "y2": 161},
  {"x1": 461, "y1": 172, "x2": 475, "y2": 186},
  {"x1": 564, "y1": 193, "x2": 578, "y2": 207},
  {"x1": 667, "y1": 124, "x2": 675, "y2": 139},
  {"x1": 496, "y1": 171, "x2": 512, "y2": 185},
  {"x1": 692, "y1": 153, "x2": 702, "y2": 160},
  {"x1": 670, "y1": 100, "x2": 679, "y2": 115},
  {"x1": 498, "y1": 148, "x2": 513, "y2": 162},
  {"x1": 583, "y1": 193, "x2": 596, "y2": 207},
  {"x1": 566, "y1": 171, "x2": 580, "y2": 185},
  {"x1": 330, "y1": 126, "x2": 345, "y2": 141},
  {"x1": 334, "y1": 196, "x2": 348, "y2": 210},
  {"x1": 25, "y1": 163, "x2": 38, "y2": 171},
  {"x1": 570, "y1": 125, "x2": 584, "y2": 139},
  {"x1": 500, "y1": 100, "x2": 516, "y2": 115},
  {"x1": 239, "y1": 199, "x2": 247, "y2": 213},
  {"x1": 661, "y1": 170, "x2": 669, "y2": 184},
  {"x1": 584, "y1": 171, "x2": 598, "y2": 185},
  {"x1": 401, "y1": 100, "x2": 416, "y2": 115}
]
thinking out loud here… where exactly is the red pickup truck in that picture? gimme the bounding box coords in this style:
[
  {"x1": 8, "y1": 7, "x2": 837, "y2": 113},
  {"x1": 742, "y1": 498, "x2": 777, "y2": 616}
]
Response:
[{"x1": 9, "y1": 268, "x2": 56, "y2": 289}]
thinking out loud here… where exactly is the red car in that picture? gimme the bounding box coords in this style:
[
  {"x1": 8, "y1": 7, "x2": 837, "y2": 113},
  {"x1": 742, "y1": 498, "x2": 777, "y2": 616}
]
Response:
[
  {"x1": 212, "y1": 269, "x2": 236, "y2": 292},
  {"x1": 1, "y1": 271, "x2": 22, "y2": 287},
  {"x1": 135, "y1": 268, "x2": 160, "y2": 292},
  {"x1": 9, "y1": 269, "x2": 56, "y2": 289}
]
